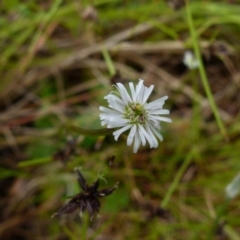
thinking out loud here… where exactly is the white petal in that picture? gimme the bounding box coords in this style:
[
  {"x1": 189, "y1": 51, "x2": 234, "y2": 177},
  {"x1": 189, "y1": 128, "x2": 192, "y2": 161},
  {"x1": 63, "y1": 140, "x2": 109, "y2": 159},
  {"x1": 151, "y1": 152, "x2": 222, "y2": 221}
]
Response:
[
  {"x1": 127, "y1": 125, "x2": 137, "y2": 146},
  {"x1": 226, "y1": 173, "x2": 240, "y2": 199},
  {"x1": 133, "y1": 131, "x2": 141, "y2": 153},
  {"x1": 107, "y1": 117, "x2": 129, "y2": 128},
  {"x1": 129, "y1": 82, "x2": 136, "y2": 101},
  {"x1": 100, "y1": 119, "x2": 109, "y2": 126},
  {"x1": 142, "y1": 85, "x2": 154, "y2": 103},
  {"x1": 100, "y1": 113, "x2": 123, "y2": 119},
  {"x1": 138, "y1": 126, "x2": 146, "y2": 146},
  {"x1": 135, "y1": 80, "x2": 144, "y2": 103},
  {"x1": 147, "y1": 122, "x2": 163, "y2": 141},
  {"x1": 138, "y1": 125, "x2": 155, "y2": 148},
  {"x1": 147, "y1": 116, "x2": 160, "y2": 126},
  {"x1": 105, "y1": 96, "x2": 125, "y2": 112},
  {"x1": 105, "y1": 93, "x2": 124, "y2": 105},
  {"x1": 148, "y1": 116, "x2": 172, "y2": 123},
  {"x1": 113, "y1": 125, "x2": 131, "y2": 141},
  {"x1": 145, "y1": 96, "x2": 168, "y2": 110},
  {"x1": 148, "y1": 109, "x2": 170, "y2": 115},
  {"x1": 109, "y1": 100, "x2": 125, "y2": 113},
  {"x1": 136, "y1": 80, "x2": 144, "y2": 94},
  {"x1": 99, "y1": 106, "x2": 119, "y2": 114},
  {"x1": 116, "y1": 83, "x2": 132, "y2": 104},
  {"x1": 145, "y1": 124, "x2": 158, "y2": 148}
]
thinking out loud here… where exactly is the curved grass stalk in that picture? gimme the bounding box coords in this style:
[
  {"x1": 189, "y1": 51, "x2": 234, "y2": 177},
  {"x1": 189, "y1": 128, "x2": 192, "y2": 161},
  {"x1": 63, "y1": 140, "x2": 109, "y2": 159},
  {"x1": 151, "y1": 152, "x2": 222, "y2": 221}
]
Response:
[{"x1": 185, "y1": 1, "x2": 228, "y2": 140}]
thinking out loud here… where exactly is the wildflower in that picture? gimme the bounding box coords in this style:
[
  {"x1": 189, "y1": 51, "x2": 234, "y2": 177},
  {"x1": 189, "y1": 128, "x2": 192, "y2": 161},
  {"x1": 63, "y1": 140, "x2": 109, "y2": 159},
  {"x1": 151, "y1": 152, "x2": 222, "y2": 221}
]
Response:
[
  {"x1": 183, "y1": 50, "x2": 199, "y2": 69},
  {"x1": 99, "y1": 79, "x2": 172, "y2": 153},
  {"x1": 52, "y1": 170, "x2": 118, "y2": 220},
  {"x1": 226, "y1": 173, "x2": 240, "y2": 199}
]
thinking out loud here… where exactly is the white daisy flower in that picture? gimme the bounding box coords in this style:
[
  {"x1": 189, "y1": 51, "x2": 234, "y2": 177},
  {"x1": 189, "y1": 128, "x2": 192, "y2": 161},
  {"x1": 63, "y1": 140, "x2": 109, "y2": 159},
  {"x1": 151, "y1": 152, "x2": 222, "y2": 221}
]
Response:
[
  {"x1": 183, "y1": 50, "x2": 199, "y2": 70},
  {"x1": 226, "y1": 173, "x2": 240, "y2": 199},
  {"x1": 99, "y1": 79, "x2": 172, "y2": 153}
]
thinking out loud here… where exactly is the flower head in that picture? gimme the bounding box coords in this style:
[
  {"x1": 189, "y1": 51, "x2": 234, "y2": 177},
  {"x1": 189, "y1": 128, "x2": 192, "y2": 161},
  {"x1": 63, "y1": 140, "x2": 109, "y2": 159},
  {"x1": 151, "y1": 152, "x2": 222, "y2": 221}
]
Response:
[
  {"x1": 99, "y1": 79, "x2": 172, "y2": 153},
  {"x1": 226, "y1": 173, "x2": 240, "y2": 200},
  {"x1": 183, "y1": 50, "x2": 199, "y2": 70},
  {"x1": 52, "y1": 170, "x2": 118, "y2": 220}
]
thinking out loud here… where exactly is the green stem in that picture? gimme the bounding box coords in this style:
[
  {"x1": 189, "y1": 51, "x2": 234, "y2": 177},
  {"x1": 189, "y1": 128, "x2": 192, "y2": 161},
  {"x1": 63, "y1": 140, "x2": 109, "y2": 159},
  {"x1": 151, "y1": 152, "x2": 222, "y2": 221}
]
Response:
[
  {"x1": 191, "y1": 69, "x2": 200, "y2": 142},
  {"x1": 18, "y1": 157, "x2": 51, "y2": 167},
  {"x1": 207, "y1": 198, "x2": 229, "y2": 240},
  {"x1": 62, "y1": 226, "x2": 78, "y2": 240},
  {"x1": 185, "y1": 1, "x2": 228, "y2": 140},
  {"x1": 102, "y1": 47, "x2": 116, "y2": 76},
  {"x1": 161, "y1": 150, "x2": 194, "y2": 208},
  {"x1": 68, "y1": 125, "x2": 116, "y2": 136}
]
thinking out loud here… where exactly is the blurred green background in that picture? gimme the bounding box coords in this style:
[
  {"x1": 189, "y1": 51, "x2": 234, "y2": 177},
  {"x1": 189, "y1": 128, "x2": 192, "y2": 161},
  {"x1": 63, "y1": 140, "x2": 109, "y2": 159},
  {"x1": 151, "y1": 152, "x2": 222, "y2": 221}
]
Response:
[{"x1": 1, "y1": 0, "x2": 240, "y2": 239}]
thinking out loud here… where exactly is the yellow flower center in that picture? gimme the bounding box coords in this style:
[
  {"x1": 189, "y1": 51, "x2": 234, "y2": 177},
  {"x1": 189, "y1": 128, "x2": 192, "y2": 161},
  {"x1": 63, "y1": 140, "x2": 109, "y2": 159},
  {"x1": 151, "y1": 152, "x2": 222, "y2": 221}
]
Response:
[{"x1": 125, "y1": 103, "x2": 146, "y2": 125}]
